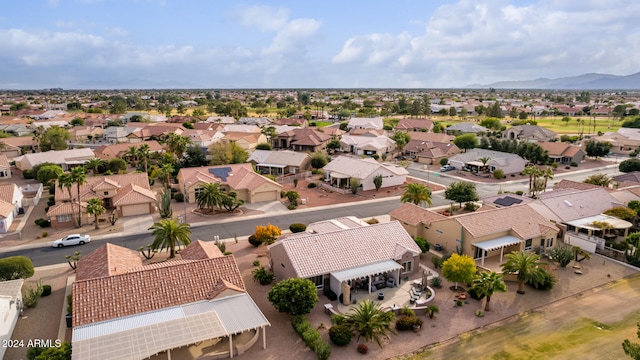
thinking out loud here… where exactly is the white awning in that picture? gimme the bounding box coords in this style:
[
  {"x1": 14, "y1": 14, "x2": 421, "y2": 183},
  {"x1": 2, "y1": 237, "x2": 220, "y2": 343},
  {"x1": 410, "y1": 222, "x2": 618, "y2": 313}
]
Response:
[
  {"x1": 257, "y1": 163, "x2": 287, "y2": 168},
  {"x1": 475, "y1": 236, "x2": 522, "y2": 251},
  {"x1": 330, "y1": 171, "x2": 350, "y2": 179},
  {"x1": 332, "y1": 260, "x2": 403, "y2": 283},
  {"x1": 566, "y1": 214, "x2": 633, "y2": 230},
  {"x1": 466, "y1": 161, "x2": 484, "y2": 167}
]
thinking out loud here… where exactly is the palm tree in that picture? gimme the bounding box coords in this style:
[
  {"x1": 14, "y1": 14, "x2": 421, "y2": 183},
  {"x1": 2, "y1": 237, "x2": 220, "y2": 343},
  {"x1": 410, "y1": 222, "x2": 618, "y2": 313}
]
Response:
[
  {"x1": 58, "y1": 173, "x2": 78, "y2": 227},
  {"x1": 71, "y1": 166, "x2": 87, "y2": 227},
  {"x1": 540, "y1": 167, "x2": 554, "y2": 192},
  {"x1": 424, "y1": 305, "x2": 439, "y2": 319},
  {"x1": 84, "y1": 158, "x2": 103, "y2": 176},
  {"x1": 400, "y1": 183, "x2": 432, "y2": 207},
  {"x1": 136, "y1": 143, "x2": 151, "y2": 174},
  {"x1": 472, "y1": 271, "x2": 507, "y2": 311},
  {"x1": 86, "y1": 198, "x2": 106, "y2": 230},
  {"x1": 522, "y1": 165, "x2": 540, "y2": 194},
  {"x1": 124, "y1": 146, "x2": 139, "y2": 167},
  {"x1": 343, "y1": 299, "x2": 396, "y2": 348},
  {"x1": 152, "y1": 163, "x2": 175, "y2": 190},
  {"x1": 196, "y1": 183, "x2": 223, "y2": 213},
  {"x1": 148, "y1": 218, "x2": 192, "y2": 258},
  {"x1": 164, "y1": 133, "x2": 191, "y2": 159},
  {"x1": 478, "y1": 156, "x2": 491, "y2": 173},
  {"x1": 501, "y1": 251, "x2": 545, "y2": 294}
]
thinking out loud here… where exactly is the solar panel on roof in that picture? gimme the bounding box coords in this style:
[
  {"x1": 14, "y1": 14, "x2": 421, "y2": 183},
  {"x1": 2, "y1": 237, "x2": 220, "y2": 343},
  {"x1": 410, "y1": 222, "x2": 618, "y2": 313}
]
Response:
[
  {"x1": 493, "y1": 196, "x2": 523, "y2": 207},
  {"x1": 208, "y1": 167, "x2": 232, "y2": 181}
]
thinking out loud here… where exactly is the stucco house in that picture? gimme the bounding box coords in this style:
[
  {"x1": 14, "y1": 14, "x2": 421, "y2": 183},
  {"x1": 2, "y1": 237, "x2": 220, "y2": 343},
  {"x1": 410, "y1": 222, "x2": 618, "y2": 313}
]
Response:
[
  {"x1": 503, "y1": 125, "x2": 557, "y2": 142},
  {"x1": 247, "y1": 150, "x2": 311, "y2": 176},
  {"x1": 347, "y1": 117, "x2": 384, "y2": 130},
  {"x1": 93, "y1": 140, "x2": 165, "y2": 161},
  {"x1": 48, "y1": 173, "x2": 156, "y2": 228},
  {"x1": 444, "y1": 122, "x2": 488, "y2": 135},
  {"x1": 72, "y1": 242, "x2": 270, "y2": 360},
  {"x1": 0, "y1": 279, "x2": 24, "y2": 360},
  {"x1": 339, "y1": 133, "x2": 396, "y2": 157},
  {"x1": 323, "y1": 156, "x2": 408, "y2": 191},
  {"x1": 447, "y1": 149, "x2": 527, "y2": 175},
  {"x1": 177, "y1": 163, "x2": 282, "y2": 204},
  {"x1": 0, "y1": 155, "x2": 10, "y2": 179},
  {"x1": 395, "y1": 119, "x2": 434, "y2": 132},
  {"x1": 219, "y1": 132, "x2": 267, "y2": 151},
  {"x1": 14, "y1": 148, "x2": 96, "y2": 171},
  {"x1": 0, "y1": 184, "x2": 23, "y2": 234},
  {"x1": 405, "y1": 140, "x2": 460, "y2": 164},
  {"x1": 594, "y1": 128, "x2": 640, "y2": 154},
  {"x1": 271, "y1": 128, "x2": 334, "y2": 152},
  {"x1": 538, "y1": 142, "x2": 585, "y2": 164},
  {"x1": 268, "y1": 221, "x2": 421, "y2": 304}
]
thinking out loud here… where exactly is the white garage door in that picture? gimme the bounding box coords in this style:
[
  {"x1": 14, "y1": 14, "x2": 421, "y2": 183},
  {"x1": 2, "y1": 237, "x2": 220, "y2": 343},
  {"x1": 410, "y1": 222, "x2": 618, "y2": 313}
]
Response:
[
  {"x1": 121, "y1": 203, "x2": 150, "y2": 217},
  {"x1": 253, "y1": 191, "x2": 277, "y2": 203}
]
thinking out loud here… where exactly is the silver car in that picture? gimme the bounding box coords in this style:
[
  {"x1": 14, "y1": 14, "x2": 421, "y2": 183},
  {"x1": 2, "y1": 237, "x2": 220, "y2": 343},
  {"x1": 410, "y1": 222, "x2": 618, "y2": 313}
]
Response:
[{"x1": 52, "y1": 234, "x2": 91, "y2": 248}]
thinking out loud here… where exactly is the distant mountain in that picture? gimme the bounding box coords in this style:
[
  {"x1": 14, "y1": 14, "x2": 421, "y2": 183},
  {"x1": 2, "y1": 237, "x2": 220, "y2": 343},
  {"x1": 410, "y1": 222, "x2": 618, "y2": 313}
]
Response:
[{"x1": 467, "y1": 72, "x2": 640, "y2": 90}]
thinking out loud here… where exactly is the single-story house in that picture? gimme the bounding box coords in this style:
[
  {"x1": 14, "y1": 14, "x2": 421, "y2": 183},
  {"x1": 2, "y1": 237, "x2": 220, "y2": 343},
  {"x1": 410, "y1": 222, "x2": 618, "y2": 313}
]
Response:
[
  {"x1": 0, "y1": 154, "x2": 10, "y2": 179},
  {"x1": 405, "y1": 140, "x2": 460, "y2": 164},
  {"x1": 395, "y1": 119, "x2": 434, "y2": 132},
  {"x1": 444, "y1": 122, "x2": 488, "y2": 135},
  {"x1": 93, "y1": 140, "x2": 165, "y2": 161},
  {"x1": 48, "y1": 173, "x2": 156, "y2": 228},
  {"x1": 503, "y1": 125, "x2": 557, "y2": 142},
  {"x1": 538, "y1": 142, "x2": 585, "y2": 164},
  {"x1": 72, "y1": 242, "x2": 270, "y2": 360},
  {"x1": 220, "y1": 132, "x2": 267, "y2": 151},
  {"x1": 593, "y1": 128, "x2": 640, "y2": 153},
  {"x1": 177, "y1": 163, "x2": 282, "y2": 204},
  {"x1": 323, "y1": 156, "x2": 408, "y2": 191},
  {"x1": 268, "y1": 221, "x2": 421, "y2": 303},
  {"x1": 339, "y1": 133, "x2": 396, "y2": 157},
  {"x1": 103, "y1": 126, "x2": 136, "y2": 143},
  {"x1": 396, "y1": 204, "x2": 559, "y2": 271},
  {"x1": 447, "y1": 148, "x2": 527, "y2": 175},
  {"x1": 272, "y1": 128, "x2": 333, "y2": 152},
  {"x1": 247, "y1": 150, "x2": 311, "y2": 176},
  {"x1": 347, "y1": 117, "x2": 384, "y2": 130},
  {"x1": 0, "y1": 184, "x2": 23, "y2": 233},
  {"x1": 69, "y1": 126, "x2": 104, "y2": 142},
  {"x1": 0, "y1": 279, "x2": 24, "y2": 360},
  {"x1": 14, "y1": 148, "x2": 96, "y2": 171}
]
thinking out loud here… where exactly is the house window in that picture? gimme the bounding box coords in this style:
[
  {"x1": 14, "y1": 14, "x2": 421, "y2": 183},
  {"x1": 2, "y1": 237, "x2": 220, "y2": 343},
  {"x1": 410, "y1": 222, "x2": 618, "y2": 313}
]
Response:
[
  {"x1": 309, "y1": 275, "x2": 323, "y2": 289},
  {"x1": 525, "y1": 239, "x2": 533, "y2": 251},
  {"x1": 57, "y1": 214, "x2": 71, "y2": 223},
  {"x1": 104, "y1": 191, "x2": 109, "y2": 196},
  {"x1": 194, "y1": 187, "x2": 204, "y2": 197},
  {"x1": 401, "y1": 261, "x2": 413, "y2": 274},
  {"x1": 546, "y1": 238, "x2": 554, "y2": 248}
]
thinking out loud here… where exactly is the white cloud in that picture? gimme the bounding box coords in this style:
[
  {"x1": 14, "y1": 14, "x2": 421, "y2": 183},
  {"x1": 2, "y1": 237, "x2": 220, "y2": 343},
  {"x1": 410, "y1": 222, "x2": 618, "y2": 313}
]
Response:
[
  {"x1": 263, "y1": 18, "x2": 321, "y2": 55},
  {"x1": 235, "y1": 5, "x2": 290, "y2": 32}
]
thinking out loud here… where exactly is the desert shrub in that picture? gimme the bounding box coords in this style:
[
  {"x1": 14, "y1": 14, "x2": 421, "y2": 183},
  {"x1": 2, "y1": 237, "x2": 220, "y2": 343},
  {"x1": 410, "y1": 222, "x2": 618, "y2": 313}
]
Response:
[
  {"x1": 570, "y1": 161, "x2": 578, "y2": 167},
  {"x1": 23, "y1": 281, "x2": 44, "y2": 308},
  {"x1": 372, "y1": 154, "x2": 379, "y2": 160},
  {"x1": 357, "y1": 343, "x2": 369, "y2": 354},
  {"x1": 307, "y1": 182, "x2": 317, "y2": 188},
  {"x1": 23, "y1": 169, "x2": 34, "y2": 179},
  {"x1": 414, "y1": 237, "x2": 430, "y2": 253},
  {"x1": 329, "y1": 325, "x2": 353, "y2": 346},
  {"x1": 515, "y1": 190, "x2": 524, "y2": 195},
  {"x1": 551, "y1": 162, "x2": 558, "y2": 169},
  {"x1": 252, "y1": 266, "x2": 275, "y2": 285},
  {"x1": 0, "y1": 256, "x2": 35, "y2": 280},
  {"x1": 527, "y1": 268, "x2": 557, "y2": 290},
  {"x1": 315, "y1": 342, "x2": 331, "y2": 360},
  {"x1": 172, "y1": 192, "x2": 184, "y2": 202},
  {"x1": 431, "y1": 276, "x2": 442, "y2": 288},
  {"x1": 464, "y1": 202, "x2": 479, "y2": 211},
  {"x1": 34, "y1": 218, "x2": 51, "y2": 228},
  {"x1": 476, "y1": 310, "x2": 484, "y2": 317},
  {"x1": 41, "y1": 232, "x2": 48, "y2": 238},
  {"x1": 431, "y1": 256, "x2": 443, "y2": 269},
  {"x1": 289, "y1": 223, "x2": 307, "y2": 233},
  {"x1": 395, "y1": 316, "x2": 423, "y2": 331},
  {"x1": 399, "y1": 306, "x2": 415, "y2": 317},
  {"x1": 493, "y1": 169, "x2": 505, "y2": 179},
  {"x1": 41, "y1": 284, "x2": 52, "y2": 297},
  {"x1": 365, "y1": 218, "x2": 379, "y2": 224},
  {"x1": 292, "y1": 316, "x2": 331, "y2": 360},
  {"x1": 248, "y1": 235, "x2": 262, "y2": 247},
  {"x1": 287, "y1": 203, "x2": 297, "y2": 210},
  {"x1": 467, "y1": 285, "x2": 486, "y2": 300},
  {"x1": 252, "y1": 260, "x2": 260, "y2": 267}
]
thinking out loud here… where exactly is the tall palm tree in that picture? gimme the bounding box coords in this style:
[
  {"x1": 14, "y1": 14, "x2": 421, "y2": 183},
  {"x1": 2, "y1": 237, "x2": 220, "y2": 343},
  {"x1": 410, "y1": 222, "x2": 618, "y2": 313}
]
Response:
[
  {"x1": 343, "y1": 299, "x2": 396, "y2": 348},
  {"x1": 478, "y1": 156, "x2": 491, "y2": 173},
  {"x1": 71, "y1": 166, "x2": 87, "y2": 227},
  {"x1": 136, "y1": 143, "x2": 151, "y2": 174},
  {"x1": 540, "y1": 167, "x2": 554, "y2": 192},
  {"x1": 148, "y1": 218, "x2": 192, "y2": 258},
  {"x1": 501, "y1": 251, "x2": 545, "y2": 294},
  {"x1": 86, "y1": 197, "x2": 106, "y2": 230},
  {"x1": 400, "y1": 183, "x2": 432, "y2": 207},
  {"x1": 124, "y1": 146, "x2": 138, "y2": 167},
  {"x1": 196, "y1": 183, "x2": 223, "y2": 212},
  {"x1": 151, "y1": 163, "x2": 175, "y2": 190},
  {"x1": 58, "y1": 173, "x2": 77, "y2": 227},
  {"x1": 522, "y1": 165, "x2": 541, "y2": 194},
  {"x1": 84, "y1": 158, "x2": 104, "y2": 176},
  {"x1": 164, "y1": 133, "x2": 191, "y2": 159},
  {"x1": 472, "y1": 271, "x2": 507, "y2": 311}
]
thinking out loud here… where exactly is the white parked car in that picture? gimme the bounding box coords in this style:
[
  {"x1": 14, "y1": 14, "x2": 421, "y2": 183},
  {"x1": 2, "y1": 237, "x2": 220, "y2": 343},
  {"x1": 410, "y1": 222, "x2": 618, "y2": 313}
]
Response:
[{"x1": 52, "y1": 234, "x2": 91, "y2": 248}]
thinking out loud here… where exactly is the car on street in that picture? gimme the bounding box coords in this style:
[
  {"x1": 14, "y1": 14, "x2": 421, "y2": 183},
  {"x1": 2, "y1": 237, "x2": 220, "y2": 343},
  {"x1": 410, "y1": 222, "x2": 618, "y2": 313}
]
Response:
[
  {"x1": 440, "y1": 164, "x2": 455, "y2": 172},
  {"x1": 52, "y1": 234, "x2": 91, "y2": 248}
]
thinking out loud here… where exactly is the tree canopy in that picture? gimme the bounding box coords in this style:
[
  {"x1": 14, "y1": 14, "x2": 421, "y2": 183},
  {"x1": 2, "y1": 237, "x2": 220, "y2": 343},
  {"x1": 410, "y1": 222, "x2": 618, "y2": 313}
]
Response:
[
  {"x1": 453, "y1": 134, "x2": 478, "y2": 152},
  {"x1": 268, "y1": 278, "x2": 318, "y2": 316},
  {"x1": 400, "y1": 183, "x2": 432, "y2": 207},
  {"x1": 39, "y1": 126, "x2": 71, "y2": 151},
  {"x1": 441, "y1": 253, "x2": 477, "y2": 289},
  {"x1": 0, "y1": 256, "x2": 34, "y2": 281},
  {"x1": 444, "y1": 181, "x2": 479, "y2": 207},
  {"x1": 584, "y1": 140, "x2": 612, "y2": 158},
  {"x1": 209, "y1": 142, "x2": 249, "y2": 165},
  {"x1": 620, "y1": 159, "x2": 640, "y2": 173}
]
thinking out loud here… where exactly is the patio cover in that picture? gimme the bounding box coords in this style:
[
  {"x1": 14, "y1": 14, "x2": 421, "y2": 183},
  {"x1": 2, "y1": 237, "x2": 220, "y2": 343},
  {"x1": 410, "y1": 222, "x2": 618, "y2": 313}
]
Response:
[
  {"x1": 466, "y1": 161, "x2": 484, "y2": 167},
  {"x1": 257, "y1": 163, "x2": 286, "y2": 168},
  {"x1": 565, "y1": 214, "x2": 633, "y2": 230},
  {"x1": 330, "y1": 171, "x2": 350, "y2": 179},
  {"x1": 475, "y1": 236, "x2": 522, "y2": 251},
  {"x1": 332, "y1": 260, "x2": 402, "y2": 283}
]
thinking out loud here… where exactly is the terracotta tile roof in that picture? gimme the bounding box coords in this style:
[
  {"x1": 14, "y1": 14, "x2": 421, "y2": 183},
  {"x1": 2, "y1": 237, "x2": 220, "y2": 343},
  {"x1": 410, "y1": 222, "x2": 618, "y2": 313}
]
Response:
[
  {"x1": 432, "y1": 204, "x2": 558, "y2": 239},
  {"x1": 389, "y1": 203, "x2": 446, "y2": 226},
  {"x1": 395, "y1": 118, "x2": 434, "y2": 131},
  {"x1": 614, "y1": 172, "x2": 640, "y2": 184},
  {"x1": 0, "y1": 154, "x2": 9, "y2": 169},
  {"x1": 76, "y1": 243, "x2": 143, "y2": 281},
  {"x1": 72, "y1": 251, "x2": 245, "y2": 326},
  {"x1": 46, "y1": 201, "x2": 87, "y2": 216},
  {"x1": 531, "y1": 188, "x2": 622, "y2": 222},
  {"x1": 55, "y1": 173, "x2": 151, "y2": 202},
  {"x1": 0, "y1": 184, "x2": 16, "y2": 204},
  {"x1": 0, "y1": 136, "x2": 36, "y2": 148},
  {"x1": 179, "y1": 163, "x2": 282, "y2": 192},
  {"x1": 538, "y1": 142, "x2": 584, "y2": 157},
  {"x1": 0, "y1": 200, "x2": 14, "y2": 218},
  {"x1": 111, "y1": 183, "x2": 156, "y2": 206},
  {"x1": 178, "y1": 240, "x2": 224, "y2": 260},
  {"x1": 268, "y1": 221, "x2": 420, "y2": 279},
  {"x1": 406, "y1": 132, "x2": 454, "y2": 143},
  {"x1": 93, "y1": 140, "x2": 164, "y2": 160},
  {"x1": 553, "y1": 179, "x2": 602, "y2": 191},
  {"x1": 289, "y1": 128, "x2": 332, "y2": 146}
]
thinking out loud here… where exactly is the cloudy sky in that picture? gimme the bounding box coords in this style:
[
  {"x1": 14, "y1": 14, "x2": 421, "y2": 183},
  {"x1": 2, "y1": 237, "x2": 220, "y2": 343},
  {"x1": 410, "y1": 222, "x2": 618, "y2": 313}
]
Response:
[{"x1": 1, "y1": 0, "x2": 638, "y2": 89}]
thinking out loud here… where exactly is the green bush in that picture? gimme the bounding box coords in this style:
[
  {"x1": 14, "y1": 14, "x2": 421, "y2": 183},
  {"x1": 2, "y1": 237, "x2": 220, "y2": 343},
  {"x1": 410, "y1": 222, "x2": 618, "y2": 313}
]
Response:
[
  {"x1": 41, "y1": 285, "x2": 52, "y2": 297},
  {"x1": 289, "y1": 223, "x2": 307, "y2": 233},
  {"x1": 248, "y1": 235, "x2": 262, "y2": 247},
  {"x1": 570, "y1": 161, "x2": 578, "y2": 167},
  {"x1": 431, "y1": 276, "x2": 442, "y2": 288},
  {"x1": 47, "y1": 196, "x2": 55, "y2": 206},
  {"x1": 172, "y1": 192, "x2": 184, "y2": 202},
  {"x1": 307, "y1": 182, "x2": 317, "y2": 188},
  {"x1": 24, "y1": 281, "x2": 44, "y2": 308},
  {"x1": 35, "y1": 218, "x2": 51, "y2": 228},
  {"x1": 464, "y1": 202, "x2": 479, "y2": 211},
  {"x1": 67, "y1": 294, "x2": 72, "y2": 314},
  {"x1": 467, "y1": 285, "x2": 486, "y2": 300},
  {"x1": 252, "y1": 260, "x2": 260, "y2": 267},
  {"x1": 291, "y1": 316, "x2": 331, "y2": 360},
  {"x1": 527, "y1": 268, "x2": 557, "y2": 290},
  {"x1": 493, "y1": 169, "x2": 505, "y2": 179},
  {"x1": 49, "y1": 186, "x2": 55, "y2": 195},
  {"x1": 23, "y1": 169, "x2": 34, "y2": 179},
  {"x1": 315, "y1": 342, "x2": 331, "y2": 360},
  {"x1": 620, "y1": 158, "x2": 640, "y2": 173},
  {"x1": 414, "y1": 237, "x2": 430, "y2": 253},
  {"x1": 27, "y1": 346, "x2": 46, "y2": 360},
  {"x1": 0, "y1": 256, "x2": 35, "y2": 280},
  {"x1": 365, "y1": 218, "x2": 379, "y2": 224},
  {"x1": 371, "y1": 154, "x2": 379, "y2": 160},
  {"x1": 395, "y1": 316, "x2": 423, "y2": 331},
  {"x1": 252, "y1": 266, "x2": 275, "y2": 285},
  {"x1": 551, "y1": 162, "x2": 558, "y2": 169},
  {"x1": 329, "y1": 325, "x2": 352, "y2": 346},
  {"x1": 515, "y1": 190, "x2": 524, "y2": 196},
  {"x1": 440, "y1": 158, "x2": 449, "y2": 166},
  {"x1": 287, "y1": 204, "x2": 297, "y2": 210}
]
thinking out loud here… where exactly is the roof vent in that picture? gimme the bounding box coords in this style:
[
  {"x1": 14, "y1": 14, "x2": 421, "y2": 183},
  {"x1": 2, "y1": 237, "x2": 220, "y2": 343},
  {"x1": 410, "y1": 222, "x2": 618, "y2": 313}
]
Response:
[{"x1": 564, "y1": 200, "x2": 573, "y2": 207}]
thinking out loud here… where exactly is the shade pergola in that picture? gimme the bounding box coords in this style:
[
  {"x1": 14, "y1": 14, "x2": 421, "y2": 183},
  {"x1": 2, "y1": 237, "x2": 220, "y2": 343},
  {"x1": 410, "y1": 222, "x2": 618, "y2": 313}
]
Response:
[
  {"x1": 332, "y1": 260, "x2": 403, "y2": 294},
  {"x1": 256, "y1": 163, "x2": 286, "y2": 175},
  {"x1": 475, "y1": 236, "x2": 523, "y2": 266},
  {"x1": 565, "y1": 214, "x2": 633, "y2": 238}
]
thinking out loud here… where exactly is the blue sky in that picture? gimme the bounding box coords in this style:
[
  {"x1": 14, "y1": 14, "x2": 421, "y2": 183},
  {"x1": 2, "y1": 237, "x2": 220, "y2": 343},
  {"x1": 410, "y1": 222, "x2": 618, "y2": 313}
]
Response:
[{"x1": 0, "y1": 0, "x2": 638, "y2": 89}]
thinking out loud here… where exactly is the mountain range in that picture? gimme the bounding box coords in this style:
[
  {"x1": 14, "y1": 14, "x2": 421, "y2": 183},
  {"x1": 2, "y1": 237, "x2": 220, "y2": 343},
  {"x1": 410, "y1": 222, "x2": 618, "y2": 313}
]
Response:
[{"x1": 467, "y1": 72, "x2": 640, "y2": 90}]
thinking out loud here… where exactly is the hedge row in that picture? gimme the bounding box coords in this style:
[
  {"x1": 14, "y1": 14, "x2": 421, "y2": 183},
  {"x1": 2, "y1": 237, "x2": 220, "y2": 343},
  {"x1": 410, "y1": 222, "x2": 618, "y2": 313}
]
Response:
[{"x1": 291, "y1": 315, "x2": 331, "y2": 360}]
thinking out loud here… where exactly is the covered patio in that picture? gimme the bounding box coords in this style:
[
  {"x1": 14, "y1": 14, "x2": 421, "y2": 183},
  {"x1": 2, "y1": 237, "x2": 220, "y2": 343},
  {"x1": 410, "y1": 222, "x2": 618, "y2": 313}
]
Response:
[
  {"x1": 564, "y1": 214, "x2": 633, "y2": 252},
  {"x1": 330, "y1": 260, "x2": 403, "y2": 305},
  {"x1": 474, "y1": 236, "x2": 523, "y2": 272},
  {"x1": 255, "y1": 163, "x2": 287, "y2": 176},
  {"x1": 325, "y1": 171, "x2": 353, "y2": 189}
]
